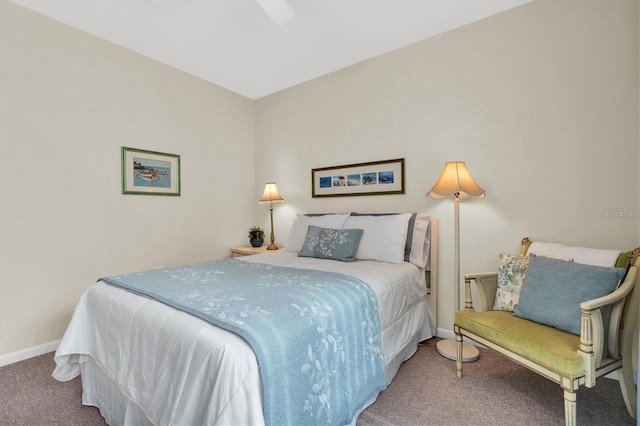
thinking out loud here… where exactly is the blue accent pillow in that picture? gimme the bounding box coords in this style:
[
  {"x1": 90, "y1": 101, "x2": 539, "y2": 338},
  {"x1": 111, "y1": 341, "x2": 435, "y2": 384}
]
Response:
[
  {"x1": 298, "y1": 225, "x2": 363, "y2": 262},
  {"x1": 514, "y1": 256, "x2": 624, "y2": 335}
]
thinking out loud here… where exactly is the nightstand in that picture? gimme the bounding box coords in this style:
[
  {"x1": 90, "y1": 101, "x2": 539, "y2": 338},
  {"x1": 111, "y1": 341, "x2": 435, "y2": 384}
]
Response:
[{"x1": 230, "y1": 246, "x2": 273, "y2": 258}]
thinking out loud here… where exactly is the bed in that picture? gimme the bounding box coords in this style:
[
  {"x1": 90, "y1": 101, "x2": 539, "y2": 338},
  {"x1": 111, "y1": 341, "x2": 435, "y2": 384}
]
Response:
[{"x1": 53, "y1": 213, "x2": 438, "y2": 425}]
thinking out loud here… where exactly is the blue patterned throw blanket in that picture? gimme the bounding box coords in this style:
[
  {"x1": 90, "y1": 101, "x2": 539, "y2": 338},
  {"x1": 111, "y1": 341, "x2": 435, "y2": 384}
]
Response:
[{"x1": 101, "y1": 259, "x2": 386, "y2": 425}]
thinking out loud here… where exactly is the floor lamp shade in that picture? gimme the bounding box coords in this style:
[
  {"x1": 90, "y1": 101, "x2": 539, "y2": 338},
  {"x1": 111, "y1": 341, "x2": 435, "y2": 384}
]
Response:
[
  {"x1": 427, "y1": 161, "x2": 485, "y2": 200},
  {"x1": 258, "y1": 182, "x2": 285, "y2": 250},
  {"x1": 427, "y1": 162, "x2": 484, "y2": 362}
]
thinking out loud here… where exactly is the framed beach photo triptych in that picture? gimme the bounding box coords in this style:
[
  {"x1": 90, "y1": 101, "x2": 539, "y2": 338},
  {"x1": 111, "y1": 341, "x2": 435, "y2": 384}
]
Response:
[{"x1": 311, "y1": 158, "x2": 405, "y2": 198}]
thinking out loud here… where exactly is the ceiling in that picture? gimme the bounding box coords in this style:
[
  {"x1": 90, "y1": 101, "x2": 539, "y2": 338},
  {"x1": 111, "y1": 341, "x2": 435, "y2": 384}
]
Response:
[{"x1": 12, "y1": 0, "x2": 531, "y2": 99}]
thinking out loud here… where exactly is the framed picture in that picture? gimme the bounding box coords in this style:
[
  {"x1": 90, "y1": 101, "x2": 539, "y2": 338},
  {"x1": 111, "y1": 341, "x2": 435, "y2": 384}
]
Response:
[
  {"x1": 121, "y1": 146, "x2": 181, "y2": 196},
  {"x1": 312, "y1": 158, "x2": 405, "y2": 198}
]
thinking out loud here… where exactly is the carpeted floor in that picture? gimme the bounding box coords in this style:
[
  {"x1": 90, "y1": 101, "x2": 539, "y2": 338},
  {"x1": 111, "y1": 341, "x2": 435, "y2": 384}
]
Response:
[
  {"x1": 359, "y1": 339, "x2": 635, "y2": 426},
  {"x1": 0, "y1": 351, "x2": 104, "y2": 426},
  {"x1": 0, "y1": 338, "x2": 635, "y2": 425}
]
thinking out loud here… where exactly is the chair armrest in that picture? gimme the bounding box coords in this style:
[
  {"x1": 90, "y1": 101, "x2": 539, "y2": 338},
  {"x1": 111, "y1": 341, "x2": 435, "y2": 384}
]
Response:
[
  {"x1": 463, "y1": 272, "x2": 498, "y2": 311},
  {"x1": 581, "y1": 276, "x2": 635, "y2": 312},
  {"x1": 579, "y1": 259, "x2": 638, "y2": 386}
]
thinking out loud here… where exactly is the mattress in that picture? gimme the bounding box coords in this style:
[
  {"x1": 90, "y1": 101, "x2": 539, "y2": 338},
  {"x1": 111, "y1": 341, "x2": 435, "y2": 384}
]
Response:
[{"x1": 53, "y1": 251, "x2": 436, "y2": 425}]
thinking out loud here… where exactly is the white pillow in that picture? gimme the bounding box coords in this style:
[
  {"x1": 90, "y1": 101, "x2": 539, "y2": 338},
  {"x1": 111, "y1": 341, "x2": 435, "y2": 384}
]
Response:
[
  {"x1": 283, "y1": 214, "x2": 350, "y2": 252},
  {"x1": 343, "y1": 213, "x2": 411, "y2": 264},
  {"x1": 528, "y1": 241, "x2": 621, "y2": 267},
  {"x1": 406, "y1": 213, "x2": 431, "y2": 269}
]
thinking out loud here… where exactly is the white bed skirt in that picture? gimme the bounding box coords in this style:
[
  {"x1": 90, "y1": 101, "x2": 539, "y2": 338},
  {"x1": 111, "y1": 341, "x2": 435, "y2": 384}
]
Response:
[{"x1": 73, "y1": 298, "x2": 432, "y2": 425}]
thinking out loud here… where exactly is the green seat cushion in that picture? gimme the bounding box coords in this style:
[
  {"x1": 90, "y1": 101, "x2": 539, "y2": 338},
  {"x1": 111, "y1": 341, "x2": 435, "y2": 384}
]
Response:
[{"x1": 455, "y1": 310, "x2": 584, "y2": 378}]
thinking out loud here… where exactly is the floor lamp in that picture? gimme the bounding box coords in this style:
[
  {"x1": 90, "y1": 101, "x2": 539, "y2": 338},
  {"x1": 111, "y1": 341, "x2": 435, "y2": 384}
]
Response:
[
  {"x1": 258, "y1": 182, "x2": 285, "y2": 250},
  {"x1": 427, "y1": 162, "x2": 484, "y2": 362}
]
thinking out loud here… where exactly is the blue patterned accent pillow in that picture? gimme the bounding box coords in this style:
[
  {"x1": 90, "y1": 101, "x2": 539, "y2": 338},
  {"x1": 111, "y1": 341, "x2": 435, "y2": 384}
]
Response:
[
  {"x1": 298, "y1": 226, "x2": 363, "y2": 262},
  {"x1": 514, "y1": 255, "x2": 624, "y2": 335}
]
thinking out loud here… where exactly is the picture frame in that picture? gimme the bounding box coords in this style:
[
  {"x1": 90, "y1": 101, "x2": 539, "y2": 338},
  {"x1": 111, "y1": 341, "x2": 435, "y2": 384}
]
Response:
[
  {"x1": 121, "y1": 146, "x2": 181, "y2": 196},
  {"x1": 312, "y1": 158, "x2": 405, "y2": 198}
]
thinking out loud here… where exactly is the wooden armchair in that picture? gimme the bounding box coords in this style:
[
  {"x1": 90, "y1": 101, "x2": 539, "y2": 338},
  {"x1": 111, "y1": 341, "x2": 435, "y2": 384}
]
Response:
[{"x1": 454, "y1": 239, "x2": 639, "y2": 426}]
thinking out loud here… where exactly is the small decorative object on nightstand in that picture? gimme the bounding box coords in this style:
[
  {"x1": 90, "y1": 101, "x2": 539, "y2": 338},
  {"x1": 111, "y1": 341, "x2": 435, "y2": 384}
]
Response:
[
  {"x1": 230, "y1": 246, "x2": 271, "y2": 258},
  {"x1": 247, "y1": 226, "x2": 265, "y2": 247}
]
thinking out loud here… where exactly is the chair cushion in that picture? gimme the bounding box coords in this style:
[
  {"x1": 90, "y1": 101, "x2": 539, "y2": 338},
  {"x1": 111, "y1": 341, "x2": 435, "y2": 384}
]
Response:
[
  {"x1": 616, "y1": 249, "x2": 639, "y2": 268},
  {"x1": 513, "y1": 256, "x2": 624, "y2": 335},
  {"x1": 527, "y1": 241, "x2": 620, "y2": 267},
  {"x1": 455, "y1": 310, "x2": 584, "y2": 378},
  {"x1": 493, "y1": 253, "x2": 529, "y2": 311}
]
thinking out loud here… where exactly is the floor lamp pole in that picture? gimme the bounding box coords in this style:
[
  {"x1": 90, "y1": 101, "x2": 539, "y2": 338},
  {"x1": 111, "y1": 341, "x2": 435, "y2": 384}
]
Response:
[
  {"x1": 454, "y1": 197, "x2": 460, "y2": 312},
  {"x1": 435, "y1": 195, "x2": 479, "y2": 362}
]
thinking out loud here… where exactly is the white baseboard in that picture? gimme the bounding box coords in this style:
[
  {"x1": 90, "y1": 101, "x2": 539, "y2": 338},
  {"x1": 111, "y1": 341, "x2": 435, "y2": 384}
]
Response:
[
  {"x1": 437, "y1": 328, "x2": 484, "y2": 347},
  {"x1": 436, "y1": 327, "x2": 455, "y2": 340},
  {"x1": 605, "y1": 371, "x2": 619, "y2": 380},
  {"x1": 0, "y1": 340, "x2": 60, "y2": 368}
]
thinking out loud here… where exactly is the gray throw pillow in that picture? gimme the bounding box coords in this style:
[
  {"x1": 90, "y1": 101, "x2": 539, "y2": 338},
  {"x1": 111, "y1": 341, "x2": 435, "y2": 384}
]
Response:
[
  {"x1": 514, "y1": 255, "x2": 624, "y2": 335},
  {"x1": 298, "y1": 225, "x2": 363, "y2": 262}
]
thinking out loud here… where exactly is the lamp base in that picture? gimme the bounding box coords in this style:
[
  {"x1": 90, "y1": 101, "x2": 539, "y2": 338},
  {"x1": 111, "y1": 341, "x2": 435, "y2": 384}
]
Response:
[
  {"x1": 435, "y1": 338, "x2": 479, "y2": 363},
  {"x1": 266, "y1": 243, "x2": 279, "y2": 250}
]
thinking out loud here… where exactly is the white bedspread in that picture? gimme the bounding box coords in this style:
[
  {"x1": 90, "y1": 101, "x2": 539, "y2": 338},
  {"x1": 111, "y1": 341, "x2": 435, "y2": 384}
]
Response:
[
  {"x1": 53, "y1": 252, "x2": 435, "y2": 425},
  {"x1": 242, "y1": 252, "x2": 430, "y2": 336}
]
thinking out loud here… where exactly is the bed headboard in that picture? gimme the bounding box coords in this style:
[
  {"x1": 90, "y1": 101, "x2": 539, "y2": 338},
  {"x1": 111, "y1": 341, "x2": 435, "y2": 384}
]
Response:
[{"x1": 427, "y1": 219, "x2": 438, "y2": 330}]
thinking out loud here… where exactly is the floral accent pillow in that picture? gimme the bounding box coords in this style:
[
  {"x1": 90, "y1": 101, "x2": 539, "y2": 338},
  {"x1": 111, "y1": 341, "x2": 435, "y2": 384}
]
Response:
[
  {"x1": 298, "y1": 226, "x2": 364, "y2": 262},
  {"x1": 493, "y1": 253, "x2": 530, "y2": 311}
]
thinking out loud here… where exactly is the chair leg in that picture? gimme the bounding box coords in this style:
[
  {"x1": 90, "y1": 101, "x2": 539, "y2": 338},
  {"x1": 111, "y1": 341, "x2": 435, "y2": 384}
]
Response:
[
  {"x1": 617, "y1": 366, "x2": 638, "y2": 419},
  {"x1": 563, "y1": 390, "x2": 576, "y2": 426},
  {"x1": 455, "y1": 333, "x2": 463, "y2": 378}
]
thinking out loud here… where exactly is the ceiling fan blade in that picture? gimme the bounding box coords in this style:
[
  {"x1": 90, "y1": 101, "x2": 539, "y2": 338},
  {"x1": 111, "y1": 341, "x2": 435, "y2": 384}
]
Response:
[{"x1": 256, "y1": 0, "x2": 294, "y2": 25}]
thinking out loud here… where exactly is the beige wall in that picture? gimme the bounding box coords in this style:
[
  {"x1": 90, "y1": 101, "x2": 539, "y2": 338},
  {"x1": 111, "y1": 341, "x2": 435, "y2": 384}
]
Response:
[
  {"x1": 255, "y1": 0, "x2": 640, "y2": 330},
  {"x1": 1, "y1": 0, "x2": 638, "y2": 359},
  {"x1": 0, "y1": 1, "x2": 255, "y2": 357}
]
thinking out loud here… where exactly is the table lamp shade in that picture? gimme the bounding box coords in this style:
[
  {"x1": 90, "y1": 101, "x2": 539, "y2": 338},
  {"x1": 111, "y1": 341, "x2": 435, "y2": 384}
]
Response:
[{"x1": 259, "y1": 182, "x2": 285, "y2": 204}]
